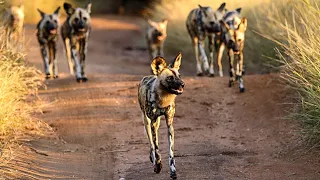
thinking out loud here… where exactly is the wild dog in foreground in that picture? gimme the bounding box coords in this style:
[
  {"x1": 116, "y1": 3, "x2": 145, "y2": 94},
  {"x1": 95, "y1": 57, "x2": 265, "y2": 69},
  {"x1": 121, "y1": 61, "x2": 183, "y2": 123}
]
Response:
[
  {"x1": 186, "y1": 3, "x2": 226, "y2": 76},
  {"x1": 36, "y1": 7, "x2": 61, "y2": 79},
  {"x1": 61, "y1": 1, "x2": 92, "y2": 83},
  {"x1": 138, "y1": 53, "x2": 184, "y2": 179},
  {"x1": 146, "y1": 19, "x2": 168, "y2": 60},
  {"x1": 218, "y1": 9, "x2": 247, "y2": 92},
  {"x1": 3, "y1": 4, "x2": 24, "y2": 48}
]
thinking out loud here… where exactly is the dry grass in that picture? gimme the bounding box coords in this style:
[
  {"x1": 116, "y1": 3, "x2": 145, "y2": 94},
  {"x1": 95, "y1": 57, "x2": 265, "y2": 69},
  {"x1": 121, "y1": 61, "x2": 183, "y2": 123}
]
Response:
[
  {"x1": 135, "y1": 0, "x2": 278, "y2": 74},
  {"x1": 0, "y1": 24, "x2": 46, "y2": 177},
  {"x1": 256, "y1": 0, "x2": 320, "y2": 147}
]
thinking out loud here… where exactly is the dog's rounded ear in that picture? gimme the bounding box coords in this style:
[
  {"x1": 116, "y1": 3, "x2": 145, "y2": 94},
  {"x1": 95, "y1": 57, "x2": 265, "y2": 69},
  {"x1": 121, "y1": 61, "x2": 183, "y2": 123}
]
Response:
[
  {"x1": 19, "y1": 4, "x2": 24, "y2": 12},
  {"x1": 170, "y1": 52, "x2": 182, "y2": 70},
  {"x1": 238, "y1": 17, "x2": 247, "y2": 31},
  {"x1": 37, "y1": 8, "x2": 46, "y2": 18},
  {"x1": 236, "y1": 8, "x2": 242, "y2": 14},
  {"x1": 86, "y1": 1, "x2": 92, "y2": 14},
  {"x1": 147, "y1": 19, "x2": 157, "y2": 27},
  {"x1": 217, "y1": 2, "x2": 226, "y2": 12},
  {"x1": 151, "y1": 56, "x2": 167, "y2": 75},
  {"x1": 54, "y1": 6, "x2": 61, "y2": 16},
  {"x1": 63, "y1": 3, "x2": 75, "y2": 15}
]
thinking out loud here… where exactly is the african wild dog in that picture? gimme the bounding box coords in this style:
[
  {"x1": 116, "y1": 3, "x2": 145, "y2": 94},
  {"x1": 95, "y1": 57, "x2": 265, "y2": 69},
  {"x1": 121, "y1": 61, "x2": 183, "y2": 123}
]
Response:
[
  {"x1": 186, "y1": 2, "x2": 226, "y2": 76},
  {"x1": 3, "y1": 4, "x2": 24, "y2": 46},
  {"x1": 218, "y1": 9, "x2": 247, "y2": 92},
  {"x1": 36, "y1": 7, "x2": 61, "y2": 79},
  {"x1": 146, "y1": 19, "x2": 168, "y2": 60},
  {"x1": 61, "y1": 2, "x2": 92, "y2": 83},
  {"x1": 138, "y1": 53, "x2": 184, "y2": 179}
]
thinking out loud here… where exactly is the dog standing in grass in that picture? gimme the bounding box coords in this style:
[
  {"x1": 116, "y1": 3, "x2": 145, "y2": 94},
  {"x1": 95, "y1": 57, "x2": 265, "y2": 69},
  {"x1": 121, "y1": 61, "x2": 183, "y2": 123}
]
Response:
[
  {"x1": 61, "y1": 1, "x2": 92, "y2": 83},
  {"x1": 138, "y1": 53, "x2": 184, "y2": 179},
  {"x1": 3, "y1": 4, "x2": 24, "y2": 48},
  {"x1": 186, "y1": 3, "x2": 226, "y2": 76},
  {"x1": 218, "y1": 8, "x2": 247, "y2": 92},
  {"x1": 36, "y1": 7, "x2": 61, "y2": 79},
  {"x1": 146, "y1": 19, "x2": 168, "y2": 60}
]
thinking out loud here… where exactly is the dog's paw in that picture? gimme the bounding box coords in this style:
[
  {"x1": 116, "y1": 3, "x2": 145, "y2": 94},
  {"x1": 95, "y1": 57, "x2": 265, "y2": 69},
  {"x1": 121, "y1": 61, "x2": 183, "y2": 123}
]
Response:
[
  {"x1": 153, "y1": 162, "x2": 162, "y2": 174},
  {"x1": 45, "y1": 74, "x2": 51, "y2": 79},
  {"x1": 240, "y1": 87, "x2": 245, "y2": 93},
  {"x1": 208, "y1": 73, "x2": 215, "y2": 77},
  {"x1": 76, "y1": 78, "x2": 83, "y2": 83},
  {"x1": 53, "y1": 75, "x2": 59, "y2": 79},
  {"x1": 170, "y1": 171, "x2": 177, "y2": 179},
  {"x1": 229, "y1": 81, "x2": 234, "y2": 87},
  {"x1": 196, "y1": 73, "x2": 204, "y2": 77},
  {"x1": 82, "y1": 77, "x2": 88, "y2": 82}
]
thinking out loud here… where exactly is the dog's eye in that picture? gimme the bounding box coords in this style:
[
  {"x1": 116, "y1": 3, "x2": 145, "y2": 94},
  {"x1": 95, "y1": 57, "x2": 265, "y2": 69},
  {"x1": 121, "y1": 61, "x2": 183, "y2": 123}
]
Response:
[
  {"x1": 166, "y1": 76, "x2": 174, "y2": 81},
  {"x1": 83, "y1": 17, "x2": 87, "y2": 21},
  {"x1": 74, "y1": 18, "x2": 79, "y2": 22},
  {"x1": 54, "y1": 20, "x2": 57, "y2": 24},
  {"x1": 237, "y1": 39, "x2": 242, "y2": 42}
]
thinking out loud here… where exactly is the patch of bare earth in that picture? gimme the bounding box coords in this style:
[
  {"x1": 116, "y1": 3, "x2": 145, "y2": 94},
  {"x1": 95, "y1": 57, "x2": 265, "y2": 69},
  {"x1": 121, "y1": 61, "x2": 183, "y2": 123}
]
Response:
[{"x1": 7, "y1": 15, "x2": 320, "y2": 179}]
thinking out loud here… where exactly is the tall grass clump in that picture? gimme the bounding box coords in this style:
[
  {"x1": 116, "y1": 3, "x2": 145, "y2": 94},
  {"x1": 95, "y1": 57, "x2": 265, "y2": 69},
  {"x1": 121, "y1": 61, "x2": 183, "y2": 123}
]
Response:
[
  {"x1": 258, "y1": 0, "x2": 320, "y2": 147},
  {"x1": 0, "y1": 25, "x2": 45, "y2": 177},
  {"x1": 139, "y1": 0, "x2": 277, "y2": 74}
]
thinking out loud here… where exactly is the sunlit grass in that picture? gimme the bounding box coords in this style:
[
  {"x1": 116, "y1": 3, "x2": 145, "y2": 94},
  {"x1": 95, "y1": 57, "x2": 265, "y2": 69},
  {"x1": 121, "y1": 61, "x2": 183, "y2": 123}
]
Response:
[
  {"x1": 0, "y1": 24, "x2": 45, "y2": 177},
  {"x1": 257, "y1": 0, "x2": 320, "y2": 147}
]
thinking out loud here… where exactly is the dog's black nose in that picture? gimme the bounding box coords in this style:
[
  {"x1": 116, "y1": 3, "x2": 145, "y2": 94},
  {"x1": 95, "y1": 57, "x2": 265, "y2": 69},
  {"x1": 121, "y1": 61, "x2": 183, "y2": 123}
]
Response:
[{"x1": 181, "y1": 82, "x2": 185, "y2": 88}]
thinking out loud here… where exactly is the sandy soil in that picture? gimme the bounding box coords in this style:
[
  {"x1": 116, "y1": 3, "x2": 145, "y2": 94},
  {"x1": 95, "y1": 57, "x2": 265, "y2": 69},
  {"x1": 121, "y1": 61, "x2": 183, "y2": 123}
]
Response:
[{"x1": 7, "y1": 15, "x2": 320, "y2": 180}]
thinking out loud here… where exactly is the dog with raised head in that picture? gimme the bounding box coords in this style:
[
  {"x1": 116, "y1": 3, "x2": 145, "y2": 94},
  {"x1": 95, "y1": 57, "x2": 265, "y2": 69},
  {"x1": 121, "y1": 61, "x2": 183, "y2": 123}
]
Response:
[
  {"x1": 3, "y1": 4, "x2": 24, "y2": 46},
  {"x1": 186, "y1": 2, "x2": 226, "y2": 76},
  {"x1": 61, "y1": 1, "x2": 92, "y2": 83},
  {"x1": 218, "y1": 8, "x2": 247, "y2": 92},
  {"x1": 146, "y1": 19, "x2": 168, "y2": 60},
  {"x1": 138, "y1": 53, "x2": 184, "y2": 179},
  {"x1": 36, "y1": 7, "x2": 61, "y2": 79}
]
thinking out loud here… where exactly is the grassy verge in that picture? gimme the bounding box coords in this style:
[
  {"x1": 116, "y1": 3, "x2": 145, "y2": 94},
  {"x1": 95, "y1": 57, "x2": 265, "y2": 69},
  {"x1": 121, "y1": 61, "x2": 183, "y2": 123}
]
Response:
[
  {"x1": 136, "y1": 0, "x2": 277, "y2": 74},
  {"x1": 256, "y1": 0, "x2": 320, "y2": 147},
  {"x1": 0, "y1": 25, "x2": 45, "y2": 177}
]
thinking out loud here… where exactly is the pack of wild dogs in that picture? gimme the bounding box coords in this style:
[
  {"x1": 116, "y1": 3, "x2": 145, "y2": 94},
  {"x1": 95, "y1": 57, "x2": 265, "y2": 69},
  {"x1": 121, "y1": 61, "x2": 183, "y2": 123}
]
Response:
[{"x1": 3, "y1": 2, "x2": 247, "y2": 179}]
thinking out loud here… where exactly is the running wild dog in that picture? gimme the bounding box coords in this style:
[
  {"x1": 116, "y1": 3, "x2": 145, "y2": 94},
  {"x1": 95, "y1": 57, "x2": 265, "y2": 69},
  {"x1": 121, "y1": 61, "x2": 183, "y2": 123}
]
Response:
[
  {"x1": 146, "y1": 19, "x2": 168, "y2": 59},
  {"x1": 3, "y1": 5, "x2": 24, "y2": 46},
  {"x1": 36, "y1": 7, "x2": 61, "y2": 79},
  {"x1": 61, "y1": 1, "x2": 92, "y2": 83},
  {"x1": 138, "y1": 53, "x2": 184, "y2": 179},
  {"x1": 219, "y1": 9, "x2": 247, "y2": 92},
  {"x1": 186, "y1": 3, "x2": 226, "y2": 76}
]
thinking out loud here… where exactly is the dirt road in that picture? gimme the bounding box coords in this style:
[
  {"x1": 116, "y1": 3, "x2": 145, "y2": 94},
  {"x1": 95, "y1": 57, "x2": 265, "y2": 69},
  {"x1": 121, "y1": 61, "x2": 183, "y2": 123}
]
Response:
[{"x1": 12, "y1": 15, "x2": 320, "y2": 179}]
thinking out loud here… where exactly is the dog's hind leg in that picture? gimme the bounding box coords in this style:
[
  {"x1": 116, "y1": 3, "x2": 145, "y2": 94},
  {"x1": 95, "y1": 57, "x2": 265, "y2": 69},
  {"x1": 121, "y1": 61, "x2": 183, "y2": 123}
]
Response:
[
  {"x1": 198, "y1": 40, "x2": 209, "y2": 74},
  {"x1": 40, "y1": 44, "x2": 50, "y2": 79},
  {"x1": 192, "y1": 37, "x2": 203, "y2": 76},
  {"x1": 165, "y1": 105, "x2": 177, "y2": 179}
]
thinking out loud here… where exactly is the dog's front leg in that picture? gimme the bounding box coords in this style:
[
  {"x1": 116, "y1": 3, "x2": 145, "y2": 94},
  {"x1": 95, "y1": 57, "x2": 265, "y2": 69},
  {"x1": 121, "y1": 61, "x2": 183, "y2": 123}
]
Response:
[
  {"x1": 217, "y1": 43, "x2": 225, "y2": 77},
  {"x1": 70, "y1": 39, "x2": 82, "y2": 82},
  {"x1": 79, "y1": 38, "x2": 88, "y2": 82},
  {"x1": 63, "y1": 38, "x2": 74, "y2": 75},
  {"x1": 51, "y1": 41, "x2": 58, "y2": 78},
  {"x1": 40, "y1": 44, "x2": 50, "y2": 79},
  {"x1": 228, "y1": 49, "x2": 235, "y2": 87},
  {"x1": 165, "y1": 105, "x2": 177, "y2": 179},
  {"x1": 208, "y1": 35, "x2": 215, "y2": 77},
  {"x1": 158, "y1": 43, "x2": 164, "y2": 57},
  {"x1": 151, "y1": 117, "x2": 162, "y2": 173},
  {"x1": 236, "y1": 53, "x2": 245, "y2": 92}
]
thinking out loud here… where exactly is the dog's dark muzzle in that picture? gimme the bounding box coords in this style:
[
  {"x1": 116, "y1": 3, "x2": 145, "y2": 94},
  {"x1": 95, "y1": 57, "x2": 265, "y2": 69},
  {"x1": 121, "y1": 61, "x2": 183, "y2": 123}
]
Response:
[
  {"x1": 76, "y1": 21, "x2": 88, "y2": 32},
  {"x1": 227, "y1": 40, "x2": 240, "y2": 54},
  {"x1": 47, "y1": 24, "x2": 57, "y2": 34},
  {"x1": 171, "y1": 81, "x2": 185, "y2": 95}
]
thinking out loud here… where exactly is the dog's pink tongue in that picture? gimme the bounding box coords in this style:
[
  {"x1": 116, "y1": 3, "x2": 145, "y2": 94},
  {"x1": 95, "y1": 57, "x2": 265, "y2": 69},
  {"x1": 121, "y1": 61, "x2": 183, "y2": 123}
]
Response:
[{"x1": 50, "y1": 29, "x2": 57, "y2": 34}]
